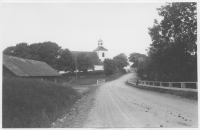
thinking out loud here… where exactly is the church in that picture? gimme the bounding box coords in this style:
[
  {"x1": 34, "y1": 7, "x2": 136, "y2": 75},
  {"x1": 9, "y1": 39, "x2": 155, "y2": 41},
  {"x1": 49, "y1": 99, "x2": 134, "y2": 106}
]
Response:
[{"x1": 71, "y1": 39, "x2": 108, "y2": 71}]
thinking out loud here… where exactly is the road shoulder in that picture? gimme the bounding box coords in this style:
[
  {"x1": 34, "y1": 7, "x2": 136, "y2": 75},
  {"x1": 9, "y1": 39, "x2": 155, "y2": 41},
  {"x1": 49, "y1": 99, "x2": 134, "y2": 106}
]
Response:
[{"x1": 51, "y1": 84, "x2": 100, "y2": 128}]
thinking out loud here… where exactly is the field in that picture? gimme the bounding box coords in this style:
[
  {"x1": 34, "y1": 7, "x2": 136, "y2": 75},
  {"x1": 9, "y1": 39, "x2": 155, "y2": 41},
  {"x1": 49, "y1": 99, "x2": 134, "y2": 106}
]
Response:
[{"x1": 2, "y1": 77, "x2": 80, "y2": 128}]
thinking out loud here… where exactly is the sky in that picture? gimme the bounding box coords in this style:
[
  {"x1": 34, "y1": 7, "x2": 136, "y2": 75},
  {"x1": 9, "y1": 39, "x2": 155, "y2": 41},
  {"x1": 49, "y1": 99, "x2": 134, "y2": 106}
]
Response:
[{"x1": 2, "y1": 1, "x2": 165, "y2": 59}]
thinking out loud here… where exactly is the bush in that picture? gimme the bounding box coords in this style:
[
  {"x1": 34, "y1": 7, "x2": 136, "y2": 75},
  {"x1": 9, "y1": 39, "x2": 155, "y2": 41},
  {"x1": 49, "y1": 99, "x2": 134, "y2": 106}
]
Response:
[{"x1": 3, "y1": 77, "x2": 80, "y2": 128}]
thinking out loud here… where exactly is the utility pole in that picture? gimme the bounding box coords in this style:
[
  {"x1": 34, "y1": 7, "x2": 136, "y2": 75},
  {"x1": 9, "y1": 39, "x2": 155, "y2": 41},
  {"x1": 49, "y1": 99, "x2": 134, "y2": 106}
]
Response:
[{"x1": 75, "y1": 56, "x2": 78, "y2": 82}]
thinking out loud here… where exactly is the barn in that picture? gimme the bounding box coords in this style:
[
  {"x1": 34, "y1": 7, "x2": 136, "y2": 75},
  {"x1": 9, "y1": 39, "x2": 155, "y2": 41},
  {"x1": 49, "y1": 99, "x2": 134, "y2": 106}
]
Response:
[{"x1": 3, "y1": 55, "x2": 61, "y2": 83}]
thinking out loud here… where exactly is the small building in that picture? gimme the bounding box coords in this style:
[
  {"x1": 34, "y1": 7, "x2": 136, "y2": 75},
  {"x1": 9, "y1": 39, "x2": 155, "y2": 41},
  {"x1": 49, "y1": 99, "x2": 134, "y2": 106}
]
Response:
[{"x1": 3, "y1": 55, "x2": 61, "y2": 83}]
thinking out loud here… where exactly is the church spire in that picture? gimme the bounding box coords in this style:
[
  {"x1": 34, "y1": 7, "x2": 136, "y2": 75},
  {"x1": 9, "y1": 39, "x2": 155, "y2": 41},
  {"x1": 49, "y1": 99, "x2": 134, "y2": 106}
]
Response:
[{"x1": 98, "y1": 38, "x2": 103, "y2": 46}]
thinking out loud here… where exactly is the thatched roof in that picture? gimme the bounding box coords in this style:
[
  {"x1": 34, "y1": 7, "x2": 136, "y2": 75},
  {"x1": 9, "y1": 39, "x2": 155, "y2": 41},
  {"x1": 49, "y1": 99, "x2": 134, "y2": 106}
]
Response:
[
  {"x1": 71, "y1": 51, "x2": 103, "y2": 65},
  {"x1": 3, "y1": 55, "x2": 61, "y2": 77}
]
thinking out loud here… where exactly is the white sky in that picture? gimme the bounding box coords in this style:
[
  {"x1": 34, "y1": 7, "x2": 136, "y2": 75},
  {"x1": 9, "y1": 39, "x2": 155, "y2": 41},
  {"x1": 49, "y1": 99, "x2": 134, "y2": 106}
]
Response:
[{"x1": 2, "y1": 1, "x2": 165, "y2": 58}]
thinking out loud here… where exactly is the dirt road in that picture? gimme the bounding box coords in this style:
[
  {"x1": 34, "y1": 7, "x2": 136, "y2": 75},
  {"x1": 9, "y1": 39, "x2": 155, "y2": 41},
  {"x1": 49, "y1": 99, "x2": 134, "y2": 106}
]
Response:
[{"x1": 83, "y1": 73, "x2": 198, "y2": 128}]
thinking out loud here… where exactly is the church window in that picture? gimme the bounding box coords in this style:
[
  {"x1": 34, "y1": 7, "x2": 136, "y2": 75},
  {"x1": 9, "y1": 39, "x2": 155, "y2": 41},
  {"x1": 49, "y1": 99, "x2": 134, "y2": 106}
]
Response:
[{"x1": 102, "y1": 52, "x2": 104, "y2": 57}]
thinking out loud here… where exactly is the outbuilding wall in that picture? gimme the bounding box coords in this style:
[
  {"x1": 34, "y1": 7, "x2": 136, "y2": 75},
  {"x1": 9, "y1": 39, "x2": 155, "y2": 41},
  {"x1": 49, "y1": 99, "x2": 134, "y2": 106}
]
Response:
[
  {"x1": 3, "y1": 66, "x2": 60, "y2": 83},
  {"x1": 3, "y1": 66, "x2": 16, "y2": 77}
]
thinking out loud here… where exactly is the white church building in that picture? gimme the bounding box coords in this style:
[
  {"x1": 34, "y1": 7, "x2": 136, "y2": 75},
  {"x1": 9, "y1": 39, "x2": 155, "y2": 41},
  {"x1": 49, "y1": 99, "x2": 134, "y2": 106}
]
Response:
[{"x1": 71, "y1": 39, "x2": 108, "y2": 70}]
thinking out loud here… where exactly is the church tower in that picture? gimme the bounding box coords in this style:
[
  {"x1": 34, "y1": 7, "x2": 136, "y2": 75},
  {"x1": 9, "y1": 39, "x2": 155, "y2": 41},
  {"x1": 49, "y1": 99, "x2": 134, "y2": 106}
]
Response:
[{"x1": 94, "y1": 39, "x2": 108, "y2": 62}]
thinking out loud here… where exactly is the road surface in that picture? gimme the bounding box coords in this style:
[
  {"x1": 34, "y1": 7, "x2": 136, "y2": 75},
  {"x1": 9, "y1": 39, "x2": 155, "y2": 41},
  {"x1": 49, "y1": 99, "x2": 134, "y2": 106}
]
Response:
[{"x1": 83, "y1": 73, "x2": 198, "y2": 128}]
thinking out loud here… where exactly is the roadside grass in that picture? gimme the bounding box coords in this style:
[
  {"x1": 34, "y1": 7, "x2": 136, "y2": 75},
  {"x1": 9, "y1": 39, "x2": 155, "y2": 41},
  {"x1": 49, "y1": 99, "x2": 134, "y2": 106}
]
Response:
[
  {"x1": 70, "y1": 73, "x2": 125, "y2": 96},
  {"x1": 70, "y1": 77, "x2": 102, "y2": 85},
  {"x1": 3, "y1": 77, "x2": 81, "y2": 128},
  {"x1": 126, "y1": 81, "x2": 198, "y2": 100},
  {"x1": 71, "y1": 73, "x2": 125, "y2": 86}
]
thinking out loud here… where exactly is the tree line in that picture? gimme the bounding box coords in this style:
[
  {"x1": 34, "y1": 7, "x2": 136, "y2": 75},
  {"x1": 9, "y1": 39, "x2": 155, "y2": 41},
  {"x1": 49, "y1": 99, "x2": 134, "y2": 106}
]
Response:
[
  {"x1": 3, "y1": 42, "x2": 130, "y2": 75},
  {"x1": 3, "y1": 42, "x2": 93, "y2": 72},
  {"x1": 128, "y1": 2, "x2": 197, "y2": 82}
]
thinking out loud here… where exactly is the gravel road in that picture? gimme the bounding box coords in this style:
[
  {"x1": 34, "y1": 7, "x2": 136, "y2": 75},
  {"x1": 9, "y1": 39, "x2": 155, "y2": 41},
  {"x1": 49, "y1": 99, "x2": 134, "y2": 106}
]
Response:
[{"x1": 83, "y1": 73, "x2": 198, "y2": 128}]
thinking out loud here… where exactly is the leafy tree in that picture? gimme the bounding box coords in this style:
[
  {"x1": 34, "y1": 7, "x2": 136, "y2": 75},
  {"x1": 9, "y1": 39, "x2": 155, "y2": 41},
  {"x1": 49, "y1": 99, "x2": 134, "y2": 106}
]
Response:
[
  {"x1": 30, "y1": 41, "x2": 61, "y2": 69},
  {"x1": 76, "y1": 53, "x2": 94, "y2": 72},
  {"x1": 147, "y1": 2, "x2": 197, "y2": 82},
  {"x1": 57, "y1": 49, "x2": 74, "y2": 72},
  {"x1": 3, "y1": 41, "x2": 61, "y2": 69},
  {"x1": 3, "y1": 43, "x2": 31, "y2": 59},
  {"x1": 128, "y1": 52, "x2": 147, "y2": 69},
  {"x1": 113, "y1": 53, "x2": 129, "y2": 69},
  {"x1": 103, "y1": 59, "x2": 117, "y2": 76}
]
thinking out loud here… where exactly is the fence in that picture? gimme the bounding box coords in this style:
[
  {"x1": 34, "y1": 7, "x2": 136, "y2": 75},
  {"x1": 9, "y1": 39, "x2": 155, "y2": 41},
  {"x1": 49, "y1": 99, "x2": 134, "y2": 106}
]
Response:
[
  {"x1": 131, "y1": 80, "x2": 198, "y2": 90},
  {"x1": 97, "y1": 79, "x2": 105, "y2": 84}
]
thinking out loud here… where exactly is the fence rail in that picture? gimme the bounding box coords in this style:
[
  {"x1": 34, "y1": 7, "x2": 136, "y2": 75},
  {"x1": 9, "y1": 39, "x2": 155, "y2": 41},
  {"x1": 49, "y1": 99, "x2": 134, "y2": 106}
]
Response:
[
  {"x1": 136, "y1": 80, "x2": 198, "y2": 89},
  {"x1": 97, "y1": 79, "x2": 105, "y2": 84}
]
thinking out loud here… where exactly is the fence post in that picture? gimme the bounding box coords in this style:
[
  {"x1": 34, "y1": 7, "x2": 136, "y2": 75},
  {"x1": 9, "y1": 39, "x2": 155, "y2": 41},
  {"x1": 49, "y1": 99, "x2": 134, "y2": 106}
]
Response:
[
  {"x1": 196, "y1": 83, "x2": 198, "y2": 89},
  {"x1": 181, "y1": 82, "x2": 186, "y2": 88},
  {"x1": 169, "y1": 82, "x2": 172, "y2": 87},
  {"x1": 160, "y1": 82, "x2": 162, "y2": 87}
]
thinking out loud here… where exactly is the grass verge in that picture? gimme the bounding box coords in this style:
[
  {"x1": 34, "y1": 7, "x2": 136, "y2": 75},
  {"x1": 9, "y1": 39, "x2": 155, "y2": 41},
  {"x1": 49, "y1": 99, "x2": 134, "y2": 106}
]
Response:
[
  {"x1": 71, "y1": 73, "x2": 125, "y2": 86},
  {"x1": 3, "y1": 77, "x2": 81, "y2": 128},
  {"x1": 126, "y1": 81, "x2": 198, "y2": 100}
]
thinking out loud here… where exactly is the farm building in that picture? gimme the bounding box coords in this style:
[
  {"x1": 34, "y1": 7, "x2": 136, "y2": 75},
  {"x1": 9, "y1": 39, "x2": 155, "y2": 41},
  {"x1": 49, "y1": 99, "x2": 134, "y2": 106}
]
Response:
[{"x1": 3, "y1": 55, "x2": 61, "y2": 83}]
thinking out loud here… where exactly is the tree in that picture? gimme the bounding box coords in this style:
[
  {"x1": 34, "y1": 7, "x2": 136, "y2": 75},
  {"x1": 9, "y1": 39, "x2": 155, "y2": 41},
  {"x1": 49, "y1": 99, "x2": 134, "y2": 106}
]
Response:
[
  {"x1": 76, "y1": 53, "x2": 94, "y2": 72},
  {"x1": 113, "y1": 53, "x2": 129, "y2": 70},
  {"x1": 29, "y1": 41, "x2": 61, "y2": 69},
  {"x1": 147, "y1": 2, "x2": 197, "y2": 82},
  {"x1": 3, "y1": 43, "x2": 31, "y2": 59},
  {"x1": 3, "y1": 41, "x2": 61, "y2": 69},
  {"x1": 103, "y1": 59, "x2": 117, "y2": 76},
  {"x1": 57, "y1": 49, "x2": 74, "y2": 72},
  {"x1": 128, "y1": 52, "x2": 147, "y2": 69}
]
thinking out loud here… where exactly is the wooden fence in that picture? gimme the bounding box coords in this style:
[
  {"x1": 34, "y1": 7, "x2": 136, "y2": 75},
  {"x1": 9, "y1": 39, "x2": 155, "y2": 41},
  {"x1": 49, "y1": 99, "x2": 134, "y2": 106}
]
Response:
[
  {"x1": 129, "y1": 79, "x2": 198, "y2": 90},
  {"x1": 97, "y1": 79, "x2": 105, "y2": 84}
]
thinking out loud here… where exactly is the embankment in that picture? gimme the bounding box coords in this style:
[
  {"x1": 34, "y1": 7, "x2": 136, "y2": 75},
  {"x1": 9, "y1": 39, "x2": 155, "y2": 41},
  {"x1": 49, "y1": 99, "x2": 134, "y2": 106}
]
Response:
[
  {"x1": 126, "y1": 81, "x2": 197, "y2": 100},
  {"x1": 3, "y1": 77, "x2": 81, "y2": 128}
]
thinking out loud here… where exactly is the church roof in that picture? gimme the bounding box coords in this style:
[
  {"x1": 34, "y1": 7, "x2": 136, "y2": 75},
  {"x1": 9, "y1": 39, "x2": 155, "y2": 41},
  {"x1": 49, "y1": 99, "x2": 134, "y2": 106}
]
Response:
[
  {"x1": 71, "y1": 51, "x2": 103, "y2": 65},
  {"x1": 3, "y1": 55, "x2": 61, "y2": 77},
  {"x1": 93, "y1": 46, "x2": 108, "y2": 51}
]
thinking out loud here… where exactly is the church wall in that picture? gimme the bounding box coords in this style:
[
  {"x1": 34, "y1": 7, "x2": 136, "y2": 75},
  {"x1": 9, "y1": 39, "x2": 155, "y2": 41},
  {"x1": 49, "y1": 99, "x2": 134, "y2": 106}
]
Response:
[
  {"x1": 94, "y1": 65, "x2": 104, "y2": 70},
  {"x1": 97, "y1": 51, "x2": 108, "y2": 62}
]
